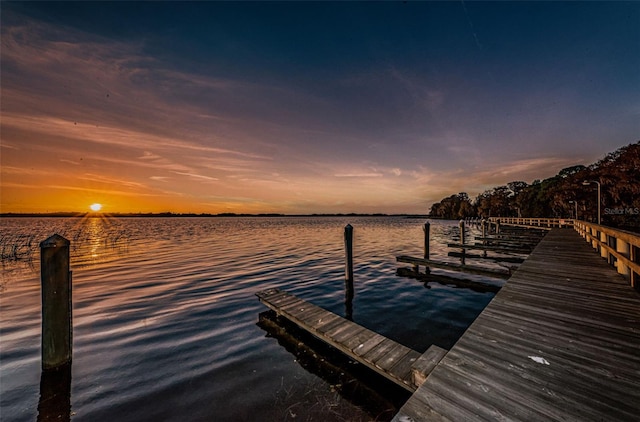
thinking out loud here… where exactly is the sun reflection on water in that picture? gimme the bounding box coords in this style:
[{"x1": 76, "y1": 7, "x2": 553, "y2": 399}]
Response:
[{"x1": 88, "y1": 217, "x2": 104, "y2": 259}]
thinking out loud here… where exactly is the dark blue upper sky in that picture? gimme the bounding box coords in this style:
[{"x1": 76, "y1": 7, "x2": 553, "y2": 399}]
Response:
[{"x1": 1, "y1": 1, "x2": 639, "y2": 213}]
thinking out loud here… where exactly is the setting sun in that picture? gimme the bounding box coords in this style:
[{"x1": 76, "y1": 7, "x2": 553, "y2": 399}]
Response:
[{"x1": 90, "y1": 203, "x2": 102, "y2": 212}]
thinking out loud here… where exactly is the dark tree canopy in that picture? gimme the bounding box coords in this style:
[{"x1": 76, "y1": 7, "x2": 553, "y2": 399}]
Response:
[{"x1": 428, "y1": 141, "x2": 640, "y2": 231}]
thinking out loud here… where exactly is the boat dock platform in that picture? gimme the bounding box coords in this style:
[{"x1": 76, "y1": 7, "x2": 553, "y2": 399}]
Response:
[
  {"x1": 393, "y1": 228, "x2": 640, "y2": 421},
  {"x1": 396, "y1": 255, "x2": 513, "y2": 279},
  {"x1": 257, "y1": 226, "x2": 640, "y2": 421},
  {"x1": 256, "y1": 288, "x2": 448, "y2": 392}
]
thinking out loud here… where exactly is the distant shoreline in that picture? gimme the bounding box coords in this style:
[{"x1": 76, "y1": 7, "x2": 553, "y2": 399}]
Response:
[{"x1": 1, "y1": 212, "x2": 430, "y2": 219}]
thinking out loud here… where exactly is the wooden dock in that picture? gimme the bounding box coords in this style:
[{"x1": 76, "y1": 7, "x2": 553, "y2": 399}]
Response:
[
  {"x1": 395, "y1": 268, "x2": 503, "y2": 294},
  {"x1": 447, "y1": 242, "x2": 532, "y2": 254},
  {"x1": 256, "y1": 288, "x2": 447, "y2": 392},
  {"x1": 396, "y1": 255, "x2": 512, "y2": 279},
  {"x1": 393, "y1": 228, "x2": 640, "y2": 421}
]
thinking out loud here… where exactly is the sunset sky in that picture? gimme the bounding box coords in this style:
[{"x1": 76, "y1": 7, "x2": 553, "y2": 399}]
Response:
[{"x1": 1, "y1": 2, "x2": 639, "y2": 214}]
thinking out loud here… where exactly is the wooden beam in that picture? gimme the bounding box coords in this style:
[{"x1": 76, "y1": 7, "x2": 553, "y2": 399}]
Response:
[{"x1": 396, "y1": 255, "x2": 512, "y2": 279}]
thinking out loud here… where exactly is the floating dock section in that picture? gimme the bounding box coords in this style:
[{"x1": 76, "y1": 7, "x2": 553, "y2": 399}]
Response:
[
  {"x1": 396, "y1": 255, "x2": 512, "y2": 279},
  {"x1": 256, "y1": 288, "x2": 447, "y2": 392}
]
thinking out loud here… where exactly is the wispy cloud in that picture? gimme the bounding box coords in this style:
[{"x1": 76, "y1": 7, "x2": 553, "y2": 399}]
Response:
[
  {"x1": 334, "y1": 173, "x2": 383, "y2": 178},
  {"x1": 1, "y1": 114, "x2": 266, "y2": 159},
  {"x1": 77, "y1": 173, "x2": 149, "y2": 190},
  {"x1": 471, "y1": 157, "x2": 576, "y2": 185},
  {"x1": 45, "y1": 185, "x2": 159, "y2": 197},
  {"x1": 172, "y1": 172, "x2": 219, "y2": 182},
  {"x1": 1, "y1": 166, "x2": 53, "y2": 176},
  {"x1": 59, "y1": 158, "x2": 81, "y2": 165}
]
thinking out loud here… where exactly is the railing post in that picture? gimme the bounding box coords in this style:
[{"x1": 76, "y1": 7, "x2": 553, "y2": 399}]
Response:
[
  {"x1": 40, "y1": 234, "x2": 72, "y2": 371},
  {"x1": 616, "y1": 237, "x2": 630, "y2": 279},
  {"x1": 600, "y1": 231, "x2": 608, "y2": 260},
  {"x1": 632, "y1": 247, "x2": 638, "y2": 290}
]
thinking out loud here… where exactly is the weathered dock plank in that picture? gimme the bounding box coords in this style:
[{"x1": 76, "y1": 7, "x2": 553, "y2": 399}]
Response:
[
  {"x1": 353, "y1": 333, "x2": 387, "y2": 357},
  {"x1": 376, "y1": 343, "x2": 414, "y2": 371},
  {"x1": 411, "y1": 345, "x2": 448, "y2": 387},
  {"x1": 391, "y1": 350, "x2": 424, "y2": 384},
  {"x1": 364, "y1": 339, "x2": 402, "y2": 367},
  {"x1": 393, "y1": 228, "x2": 640, "y2": 421},
  {"x1": 447, "y1": 242, "x2": 532, "y2": 254},
  {"x1": 447, "y1": 251, "x2": 525, "y2": 263},
  {"x1": 474, "y1": 234, "x2": 545, "y2": 241},
  {"x1": 256, "y1": 288, "x2": 441, "y2": 392}
]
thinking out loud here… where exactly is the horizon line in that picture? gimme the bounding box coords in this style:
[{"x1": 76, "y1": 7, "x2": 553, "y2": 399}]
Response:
[{"x1": 0, "y1": 212, "x2": 431, "y2": 218}]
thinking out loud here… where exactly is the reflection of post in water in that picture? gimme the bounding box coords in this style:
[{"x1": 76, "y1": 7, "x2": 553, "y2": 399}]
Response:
[
  {"x1": 345, "y1": 283, "x2": 354, "y2": 321},
  {"x1": 395, "y1": 267, "x2": 502, "y2": 294},
  {"x1": 344, "y1": 224, "x2": 354, "y2": 320},
  {"x1": 37, "y1": 362, "x2": 71, "y2": 422},
  {"x1": 256, "y1": 311, "x2": 407, "y2": 420}
]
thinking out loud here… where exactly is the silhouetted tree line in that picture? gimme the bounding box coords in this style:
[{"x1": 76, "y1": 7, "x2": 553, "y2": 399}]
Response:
[{"x1": 429, "y1": 141, "x2": 640, "y2": 231}]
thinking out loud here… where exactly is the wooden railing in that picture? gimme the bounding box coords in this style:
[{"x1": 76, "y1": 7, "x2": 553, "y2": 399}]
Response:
[
  {"x1": 487, "y1": 217, "x2": 573, "y2": 228},
  {"x1": 483, "y1": 217, "x2": 639, "y2": 288},
  {"x1": 573, "y1": 221, "x2": 640, "y2": 289}
]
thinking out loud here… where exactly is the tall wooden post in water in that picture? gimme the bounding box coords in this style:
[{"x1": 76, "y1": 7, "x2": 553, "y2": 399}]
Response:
[
  {"x1": 481, "y1": 219, "x2": 488, "y2": 257},
  {"x1": 344, "y1": 224, "x2": 354, "y2": 320},
  {"x1": 40, "y1": 234, "x2": 72, "y2": 370},
  {"x1": 423, "y1": 222, "x2": 430, "y2": 260},
  {"x1": 459, "y1": 220, "x2": 466, "y2": 265}
]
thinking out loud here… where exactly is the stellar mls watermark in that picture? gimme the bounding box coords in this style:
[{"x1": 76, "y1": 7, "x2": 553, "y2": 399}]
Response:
[{"x1": 604, "y1": 207, "x2": 640, "y2": 215}]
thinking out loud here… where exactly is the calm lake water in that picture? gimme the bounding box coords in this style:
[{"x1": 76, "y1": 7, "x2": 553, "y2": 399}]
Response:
[{"x1": 0, "y1": 217, "x2": 508, "y2": 421}]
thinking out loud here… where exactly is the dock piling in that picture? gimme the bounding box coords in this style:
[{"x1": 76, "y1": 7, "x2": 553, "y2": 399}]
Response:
[
  {"x1": 344, "y1": 224, "x2": 354, "y2": 319},
  {"x1": 481, "y1": 219, "x2": 488, "y2": 257},
  {"x1": 459, "y1": 220, "x2": 466, "y2": 265},
  {"x1": 423, "y1": 222, "x2": 430, "y2": 260},
  {"x1": 40, "y1": 234, "x2": 72, "y2": 371}
]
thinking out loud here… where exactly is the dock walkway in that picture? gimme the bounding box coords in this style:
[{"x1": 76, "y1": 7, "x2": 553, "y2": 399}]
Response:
[{"x1": 393, "y1": 228, "x2": 640, "y2": 421}]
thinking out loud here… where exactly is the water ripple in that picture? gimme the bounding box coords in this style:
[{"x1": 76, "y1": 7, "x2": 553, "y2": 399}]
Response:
[{"x1": 1, "y1": 217, "x2": 500, "y2": 422}]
